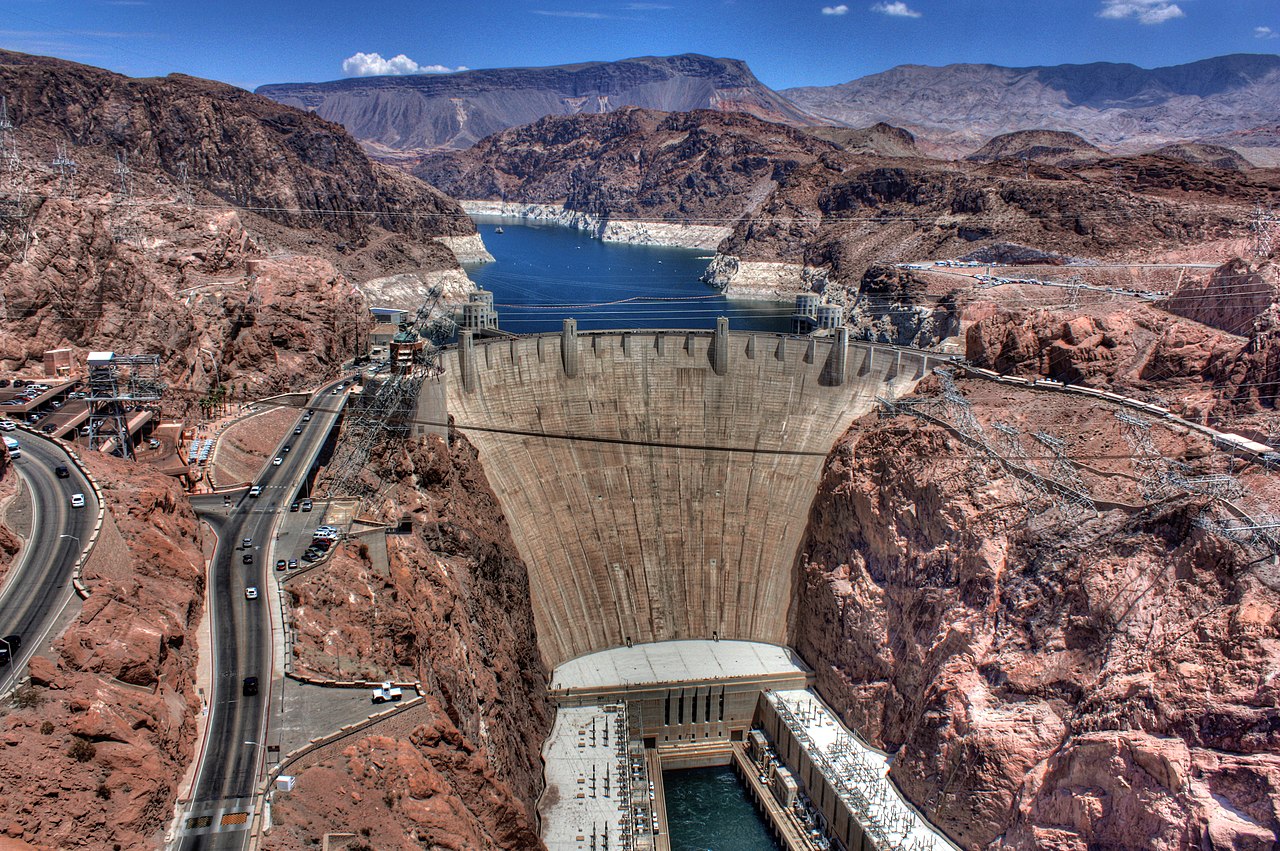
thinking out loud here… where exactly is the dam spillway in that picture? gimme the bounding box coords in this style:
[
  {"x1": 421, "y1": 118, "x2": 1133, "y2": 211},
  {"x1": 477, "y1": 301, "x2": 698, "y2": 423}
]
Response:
[{"x1": 438, "y1": 326, "x2": 949, "y2": 669}]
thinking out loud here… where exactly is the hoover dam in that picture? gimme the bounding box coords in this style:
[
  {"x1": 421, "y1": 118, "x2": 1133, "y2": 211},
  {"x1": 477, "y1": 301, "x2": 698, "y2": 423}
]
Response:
[
  {"x1": 436, "y1": 322, "x2": 958, "y2": 849},
  {"x1": 441, "y1": 322, "x2": 949, "y2": 667}
]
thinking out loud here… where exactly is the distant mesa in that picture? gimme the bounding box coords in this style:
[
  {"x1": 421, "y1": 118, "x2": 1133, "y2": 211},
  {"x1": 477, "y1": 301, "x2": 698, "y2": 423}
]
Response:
[
  {"x1": 1148, "y1": 142, "x2": 1254, "y2": 171},
  {"x1": 966, "y1": 129, "x2": 1106, "y2": 166},
  {"x1": 805, "y1": 122, "x2": 920, "y2": 158},
  {"x1": 256, "y1": 54, "x2": 819, "y2": 155}
]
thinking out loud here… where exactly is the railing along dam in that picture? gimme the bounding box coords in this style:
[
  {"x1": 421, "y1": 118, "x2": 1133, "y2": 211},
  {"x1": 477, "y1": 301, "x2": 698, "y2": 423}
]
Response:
[{"x1": 438, "y1": 322, "x2": 950, "y2": 669}]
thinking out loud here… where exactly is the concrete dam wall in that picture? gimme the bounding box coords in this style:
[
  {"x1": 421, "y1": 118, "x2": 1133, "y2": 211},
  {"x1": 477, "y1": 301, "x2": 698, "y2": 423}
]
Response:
[{"x1": 439, "y1": 326, "x2": 948, "y2": 669}]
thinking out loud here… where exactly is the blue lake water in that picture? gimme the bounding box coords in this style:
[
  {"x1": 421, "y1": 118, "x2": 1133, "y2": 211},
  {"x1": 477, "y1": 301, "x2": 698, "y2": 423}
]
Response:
[
  {"x1": 663, "y1": 765, "x2": 781, "y2": 851},
  {"x1": 465, "y1": 216, "x2": 793, "y2": 335}
]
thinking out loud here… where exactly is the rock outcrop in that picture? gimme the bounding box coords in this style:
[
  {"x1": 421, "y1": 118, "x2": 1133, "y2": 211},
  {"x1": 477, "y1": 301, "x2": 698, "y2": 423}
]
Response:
[
  {"x1": 1151, "y1": 142, "x2": 1254, "y2": 171},
  {"x1": 1164, "y1": 258, "x2": 1280, "y2": 337},
  {"x1": 794, "y1": 380, "x2": 1280, "y2": 850},
  {"x1": 965, "y1": 129, "x2": 1106, "y2": 166},
  {"x1": 269, "y1": 433, "x2": 550, "y2": 850},
  {"x1": 0, "y1": 50, "x2": 480, "y2": 395},
  {"x1": 0, "y1": 453, "x2": 205, "y2": 849},
  {"x1": 418, "y1": 107, "x2": 836, "y2": 226}
]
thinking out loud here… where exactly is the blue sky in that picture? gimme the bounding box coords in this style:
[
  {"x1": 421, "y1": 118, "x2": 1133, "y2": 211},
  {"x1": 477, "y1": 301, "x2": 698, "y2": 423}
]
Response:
[{"x1": 3, "y1": 0, "x2": 1278, "y2": 91}]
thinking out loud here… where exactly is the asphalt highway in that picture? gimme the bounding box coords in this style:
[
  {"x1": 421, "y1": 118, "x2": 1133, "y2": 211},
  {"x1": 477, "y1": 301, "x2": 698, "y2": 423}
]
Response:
[
  {"x1": 0, "y1": 433, "x2": 97, "y2": 693},
  {"x1": 178, "y1": 380, "x2": 349, "y2": 850}
]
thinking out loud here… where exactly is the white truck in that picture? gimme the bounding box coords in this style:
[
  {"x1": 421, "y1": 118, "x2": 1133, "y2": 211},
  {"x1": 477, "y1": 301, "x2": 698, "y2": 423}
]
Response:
[
  {"x1": 371, "y1": 682, "x2": 403, "y2": 704},
  {"x1": 3, "y1": 436, "x2": 19, "y2": 458}
]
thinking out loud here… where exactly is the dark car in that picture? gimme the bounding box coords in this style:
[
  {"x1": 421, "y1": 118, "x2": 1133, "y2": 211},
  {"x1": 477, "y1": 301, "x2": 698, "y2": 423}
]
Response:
[
  {"x1": 289, "y1": 502, "x2": 299, "y2": 512},
  {"x1": 3, "y1": 635, "x2": 21, "y2": 650},
  {"x1": 294, "y1": 426, "x2": 302, "y2": 435},
  {"x1": 275, "y1": 559, "x2": 286, "y2": 570},
  {"x1": 282, "y1": 444, "x2": 290, "y2": 453},
  {"x1": 242, "y1": 676, "x2": 258, "y2": 696},
  {"x1": 242, "y1": 553, "x2": 253, "y2": 565},
  {"x1": 54, "y1": 464, "x2": 69, "y2": 478}
]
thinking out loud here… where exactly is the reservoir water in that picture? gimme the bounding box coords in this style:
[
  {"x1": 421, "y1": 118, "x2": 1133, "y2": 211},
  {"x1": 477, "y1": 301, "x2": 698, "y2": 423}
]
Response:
[
  {"x1": 466, "y1": 217, "x2": 793, "y2": 334},
  {"x1": 663, "y1": 766, "x2": 781, "y2": 851}
]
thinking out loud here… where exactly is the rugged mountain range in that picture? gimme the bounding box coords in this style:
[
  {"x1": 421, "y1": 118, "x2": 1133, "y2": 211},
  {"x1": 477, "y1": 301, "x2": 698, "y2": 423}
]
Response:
[
  {"x1": 418, "y1": 105, "x2": 1279, "y2": 297},
  {"x1": 783, "y1": 53, "x2": 1280, "y2": 157},
  {"x1": 256, "y1": 54, "x2": 816, "y2": 156}
]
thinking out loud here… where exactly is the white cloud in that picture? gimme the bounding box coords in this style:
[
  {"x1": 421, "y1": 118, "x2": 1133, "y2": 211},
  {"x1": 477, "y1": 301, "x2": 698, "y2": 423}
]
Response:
[
  {"x1": 1098, "y1": 1, "x2": 1184, "y2": 25},
  {"x1": 1256, "y1": 26, "x2": 1279, "y2": 39},
  {"x1": 341, "y1": 52, "x2": 466, "y2": 77},
  {"x1": 871, "y1": 2, "x2": 922, "y2": 18},
  {"x1": 822, "y1": 4, "x2": 849, "y2": 14}
]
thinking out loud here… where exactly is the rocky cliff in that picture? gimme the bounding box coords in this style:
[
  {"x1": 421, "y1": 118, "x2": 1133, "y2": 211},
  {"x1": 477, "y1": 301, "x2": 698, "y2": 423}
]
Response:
[
  {"x1": 794, "y1": 379, "x2": 1280, "y2": 850},
  {"x1": 257, "y1": 54, "x2": 817, "y2": 156},
  {"x1": 0, "y1": 453, "x2": 205, "y2": 849},
  {"x1": 268, "y1": 433, "x2": 550, "y2": 849},
  {"x1": 784, "y1": 53, "x2": 1280, "y2": 157},
  {"x1": 965, "y1": 129, "x2": 1106, "y2": 166},
  {"x1": 0, "y1": 50, "x2": 480, "y2": 393}
]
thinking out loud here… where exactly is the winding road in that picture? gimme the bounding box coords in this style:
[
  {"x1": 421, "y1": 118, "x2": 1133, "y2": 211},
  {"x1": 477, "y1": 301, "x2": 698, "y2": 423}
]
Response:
[
  {"x1": 0, "y1": 433, "x2": 98, "y2": 694},
  {"x1": 176, "y1": 379, "x2": 349, "y2": 850}
]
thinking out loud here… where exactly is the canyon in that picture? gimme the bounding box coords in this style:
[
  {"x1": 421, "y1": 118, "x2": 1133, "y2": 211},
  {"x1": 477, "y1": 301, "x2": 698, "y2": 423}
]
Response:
[{"x1": 0, "y1": 43, "x2": 1277, "y2": 851}]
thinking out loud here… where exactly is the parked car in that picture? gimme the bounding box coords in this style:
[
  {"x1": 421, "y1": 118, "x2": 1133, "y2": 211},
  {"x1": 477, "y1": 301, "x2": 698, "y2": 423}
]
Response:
[
  {"x1": 275, "y1": 559, "x2": 287, "y2": 571},
  {"x1": 300, "y1": 498, "x2": 313, "y2": 512},
  {"x1": 289, "y1": 502, "x2": 299, "y2": 512},
  {"x1": 287, "y1": 558, "x2": 298, "y2": 569}
]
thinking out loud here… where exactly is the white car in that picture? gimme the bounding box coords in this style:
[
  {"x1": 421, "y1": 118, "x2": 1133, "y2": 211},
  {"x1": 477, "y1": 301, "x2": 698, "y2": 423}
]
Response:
[
  {"x1": 249, "y1": 485, "x2": 262, "y2": 497},
  {"x1": 272, "y1": 456, "x2": 283, "y2": 466},
  {"x1": 70, "y1": 493, "x2": 85, "y2": 508},
  {"x1": 244, "y1": 587, "x2": 259, "y2": 600},
  {"x1": 0, "y1": 421, "x2": 13, "y2": 431}
]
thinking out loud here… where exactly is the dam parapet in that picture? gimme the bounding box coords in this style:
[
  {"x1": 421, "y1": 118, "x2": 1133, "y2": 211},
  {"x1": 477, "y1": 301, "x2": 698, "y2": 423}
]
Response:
[{"x1": 440, "y1": 327, "x2": 950, "y2": 668}]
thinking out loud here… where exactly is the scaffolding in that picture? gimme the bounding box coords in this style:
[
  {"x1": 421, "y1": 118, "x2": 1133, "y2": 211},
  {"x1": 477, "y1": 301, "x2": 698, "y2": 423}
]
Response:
[
  {"x1": 321, "y1": 286, "x2": 456, "y2": 501},
  {"x1": 85, "y1": 352, "x2": 165, "y2": 460}
]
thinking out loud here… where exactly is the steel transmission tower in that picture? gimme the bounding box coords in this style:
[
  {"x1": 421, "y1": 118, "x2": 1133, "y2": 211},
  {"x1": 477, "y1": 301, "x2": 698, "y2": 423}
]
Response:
[{"x1": 85, "y1": 352, "x2": 166, "y2": 460}]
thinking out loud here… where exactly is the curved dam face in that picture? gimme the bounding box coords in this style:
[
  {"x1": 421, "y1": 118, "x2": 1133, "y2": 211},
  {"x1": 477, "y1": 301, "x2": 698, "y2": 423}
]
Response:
[{"x1": 439, "y1": 327, "x2": 947, "y2": 669}]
